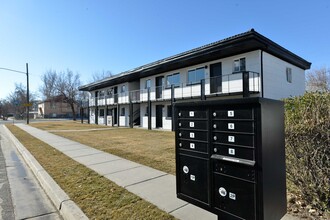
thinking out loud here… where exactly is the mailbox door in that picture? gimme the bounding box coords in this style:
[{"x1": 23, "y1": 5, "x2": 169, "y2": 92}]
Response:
[
  {"x1": 178, "y1": 154, "x2": 209, "y2": 204},
  {"x1": 213, "y1": 173, "x2": 256, "y2": 220}
]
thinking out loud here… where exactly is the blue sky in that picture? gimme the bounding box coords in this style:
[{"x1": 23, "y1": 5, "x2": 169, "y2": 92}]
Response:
[{"x1": 0, "y1": 0, "x2": 329, "y2": 99}]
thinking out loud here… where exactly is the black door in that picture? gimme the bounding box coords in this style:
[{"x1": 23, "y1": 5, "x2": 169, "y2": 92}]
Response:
[
  {"x1": 156, "y1": 105, "x2": 163, "y2": 128},
  {"x1": 156, "y1": 76, "x2": 164, "y2": 99},
  {"x1": 113, "y1": 108, "x2": 117, "y2": 125},
  {"x1": 114, "y1": 87, "x2": 118, "y2": 103},
  {"x1": 210, "y1": 62, "x2": 222, "y2": 93}
]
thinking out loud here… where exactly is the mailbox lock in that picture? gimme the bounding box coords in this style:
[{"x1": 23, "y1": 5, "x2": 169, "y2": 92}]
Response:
[
  {"x1": 179, "y1": 133, "x2": 182, "y2": 137},
  {"x1": 179, "y1": 122, "x2": 182, "y2": 127},
  {"x1": 213, "y1": 136, "x2": 217, "y2": 141},
  {"x1": 214, "y1": 148, "x2": 217, "y2": 153},
  {"x1": 213, "y1": 112, "x2": 217, "y2": 117},
  {"x1": 183, "y1": 166, "x2": 189, "y2": 174},
  {"x1": 178, "y1": 112, "x2": 181, "y2": 117},
  {"x1": 213, "y1": 124, "x2": 217, "y2": 129},
  {"x1": 179, "y1": 143, "x2": 182, "y2": 147},
  {"x1": 219, "y1": 187, "x2": 227, "y2": 197}
]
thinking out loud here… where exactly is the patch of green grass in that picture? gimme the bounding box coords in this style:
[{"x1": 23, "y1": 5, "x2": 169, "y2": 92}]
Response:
[{"x1": 6, "y1": 124, "x2": 175, "y2": 220}]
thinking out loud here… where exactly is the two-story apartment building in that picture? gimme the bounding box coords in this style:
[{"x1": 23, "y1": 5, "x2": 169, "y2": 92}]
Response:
[{"x1": 79, "y1": 29, "x2": 311, "y2": 130}]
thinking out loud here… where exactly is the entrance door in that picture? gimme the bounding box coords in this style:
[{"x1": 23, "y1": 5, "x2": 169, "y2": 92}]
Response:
[
  {"x1": 210, "y1": 62, "x2": 222, "y2": 93},
  {"x1": 156, "y1": 76, "x2": 164, "y2": 99},
  {"x1": 156, "y1": 105, "x2": 163, "y2": 128},
  {"x1": 113, "y1": 108, "x2": 117, "y2": 125}
]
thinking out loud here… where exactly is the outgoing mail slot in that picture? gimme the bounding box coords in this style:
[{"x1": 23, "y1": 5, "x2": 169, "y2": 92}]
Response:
[
  {"x1": 213, "y1": 144, "x2": 255, "y2": 162},
  {"x1": 178, "y1": 120, "x2": 208, "y2": 130},
  {"x1": 213, "y1": 173, "x2": 256, "y2": 219},
  {"x1": 212, "y1": 121, "x2": 254, "y2": 133},
  {"x1": 178, "y1": 155, "x2": 209, "y2": 204},
  {"x1": 213, "y1": 133, "x2": 254, "y2": 147},
  {"x1": 178, "y1": 110, "x2": 207, "y2": 118},
  {"x1": 212, "y1": 109, "x2": 253, "y2": 119},
  {"x1": 213, "y1": 160, "x2": 255, "y2": 182},
  {"x1": 178, "y1": 130, "x2": 208, "y2": 141},
  {"x1": 178, "y1": 140, "x2": 208, "y2": 153}
]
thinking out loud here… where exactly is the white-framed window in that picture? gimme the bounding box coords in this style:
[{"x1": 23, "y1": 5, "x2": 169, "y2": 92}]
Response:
[
  {"x1": 166, "y1": 73, "x2": 180, "y2": 87},
  {"x1": 99, "y1": 90, "x2": 105, "y2": 97},
  {"x1": 121, "y1": 107, "x2": 125, "y2": 116},
  {"x1": 187, "y1": 67, "x2": 205, "y2": 84},
  {"x1": 99, "y1": 109, "x2": 105, "y2": 117},
  {"x1": 145, "y1": 79, "x2": 151, "y2": 89},
  {"x1": 233, "y1": 58, "x2": 246, "y2": 72},
  {"x1": 286, "y1": 67, "x2": 292, "y2": 83},
  {"x1": 107, "y1": 88, "x2": 113, "y2": 98},
  {"x1": 121, "y1": 85, "x2": 126, "y2": 93}
]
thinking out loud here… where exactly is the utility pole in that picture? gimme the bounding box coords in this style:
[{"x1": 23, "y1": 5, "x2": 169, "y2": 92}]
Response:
[{"x1": 26, "y1": 63, "x2": 29, "y2": 124}]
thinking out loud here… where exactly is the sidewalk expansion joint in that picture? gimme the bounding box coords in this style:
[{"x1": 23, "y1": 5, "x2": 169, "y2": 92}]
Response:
[
  {"x1": 102, "y1": 165, "x2": 143, "y2": 176},
  {"x1": 168, "y1": 203, "x2": 189, "y2": 214},
  {"x1": 124, "y1": 173, "x2": 169, "y2": 188},
  {"x1": 86, "y1": 158, "x2": 122, "y2": 166},
  {"x1": 71, "y1": 152, "x2": 105, "y2": 158}
]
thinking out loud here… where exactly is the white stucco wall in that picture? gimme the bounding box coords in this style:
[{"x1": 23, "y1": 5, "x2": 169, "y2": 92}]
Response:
[{"x1": 262, "y1": 52, "x2": 305, "y2": 99}]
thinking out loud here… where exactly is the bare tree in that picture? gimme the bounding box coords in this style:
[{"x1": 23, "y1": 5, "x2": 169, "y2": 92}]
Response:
[
  {"x1": 0, "y1": 99, "x2": 10, "y2": 119},
  {"x1": 39, "y1": 70, "x2": 58, "y2": 99},
  {"x1": 89, "y1": 70, "x2": 112, "y2": 82},
  {"x1": 7, "y1": 83, "x2": 36, "y2": 119},
  {"x1": 306, "y1": 67, "x2": 330, "y2": 92},
  {"x1": 40, "y1": 69, "x2": 81, "y2": 121}
]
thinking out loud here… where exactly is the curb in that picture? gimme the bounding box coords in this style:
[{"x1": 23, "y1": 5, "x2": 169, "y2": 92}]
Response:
[{"x1": 2, "y1": 125, "x2": 88, "y2": 220}]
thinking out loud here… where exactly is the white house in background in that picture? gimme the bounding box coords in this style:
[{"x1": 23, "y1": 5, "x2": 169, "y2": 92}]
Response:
[{"x1": 79, "y1": 29, "x2": 311, "y2": 130}]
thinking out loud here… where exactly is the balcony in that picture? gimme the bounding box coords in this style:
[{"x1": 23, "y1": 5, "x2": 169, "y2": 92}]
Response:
[{"x1": 88, "y1": 71, "x2": 260, "y2": 106}]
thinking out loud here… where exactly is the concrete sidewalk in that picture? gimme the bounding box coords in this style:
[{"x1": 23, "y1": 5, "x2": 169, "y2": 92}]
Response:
[{"x1": 14, "y1": 124, "x2": 298, "y2": 220}]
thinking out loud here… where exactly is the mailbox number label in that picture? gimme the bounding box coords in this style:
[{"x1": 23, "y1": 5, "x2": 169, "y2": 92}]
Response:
[
  {"x1": 228, "y1": 110, "x2": 234, "y2": 117},
  {"x1": 190, "y1": 143, "x2": 195, "y2": 149},
  {"x1": 189, "y1": 111, "x2": 194, "y2": 117},
  {"x1": 189, "y1": 122, "x2": 195, "y2": 128},
  {"x1": 229, "y1": 192, "x2": 236, "y2": 200},
  {"x1": 228, "y1": 148, "x2": 235, "y2": 155},
  {"x1": 190, "y1": 175, "x2": 196, "y2": 181},
  {"x1": 228, "y1": 136, "x2": 235, "y2": 143},
  {"x1": 190, "y1": 132, "x2": 195, "y2": 138},
  {"x1": 228, "y1": 123, "x2": 235, "y2": 130}
]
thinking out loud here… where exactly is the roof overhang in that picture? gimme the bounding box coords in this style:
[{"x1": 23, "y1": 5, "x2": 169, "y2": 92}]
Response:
[{"x1": 79, "y1": 29, "x2": 311, "y2": 91}]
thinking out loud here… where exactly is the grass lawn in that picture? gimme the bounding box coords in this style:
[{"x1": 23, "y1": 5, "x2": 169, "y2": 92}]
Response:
[
  {"x1": 6, "y1": 124, "x2": 175, "y2": 220},
  {"x1": 31, "y1": 121, "x2": 176, "y2": 175}
]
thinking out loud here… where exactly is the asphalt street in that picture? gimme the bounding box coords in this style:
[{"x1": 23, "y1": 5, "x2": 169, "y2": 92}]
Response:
[{"x1": 0, "y1": 125, "x2": 62, "y2": 220}]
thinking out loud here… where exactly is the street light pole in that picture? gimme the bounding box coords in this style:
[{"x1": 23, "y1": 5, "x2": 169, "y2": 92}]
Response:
[{"x1": 26, "y1": 63, "x2": 29, "y2": 124}]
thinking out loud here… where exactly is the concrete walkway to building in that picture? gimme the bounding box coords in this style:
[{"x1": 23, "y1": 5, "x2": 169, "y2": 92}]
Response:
[{"x1": 13, "y1": 124, "x2": 298, "y2": 220}]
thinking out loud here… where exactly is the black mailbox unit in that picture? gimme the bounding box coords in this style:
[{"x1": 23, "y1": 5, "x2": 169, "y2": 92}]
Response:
[{"x1": 174, "y1": 97, "x2": 286, "y2": 220}]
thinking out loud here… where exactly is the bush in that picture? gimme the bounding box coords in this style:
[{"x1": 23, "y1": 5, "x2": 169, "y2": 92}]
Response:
[{"x1": 285, "y1": 92, "x2": 330, "y2": 211}]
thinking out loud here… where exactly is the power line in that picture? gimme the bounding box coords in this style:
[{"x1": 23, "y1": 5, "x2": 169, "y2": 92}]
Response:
[{"x1": 0, "y1": 67, "x2": 26, "y2": 75}]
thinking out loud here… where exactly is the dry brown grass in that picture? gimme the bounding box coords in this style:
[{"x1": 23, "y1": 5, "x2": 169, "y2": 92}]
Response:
[
  {"x1": 31, "y1": 120, "x2": 106, "y2": 130},
  {"x1": 6, "y1": 124, "x2": 175, "y2": 220},
  {"x1": 31, "y1": 121, "x2": 176, "y2": 174}
]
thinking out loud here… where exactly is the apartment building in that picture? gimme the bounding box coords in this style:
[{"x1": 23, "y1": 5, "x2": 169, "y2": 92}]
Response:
[{"x1": 79, "y1": 29, "x2": 311, "y2": 130}]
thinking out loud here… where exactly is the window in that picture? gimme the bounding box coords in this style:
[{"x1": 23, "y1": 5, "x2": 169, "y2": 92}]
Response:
[
  {"x1": 121, "y1": 107, "x2": 125, "y2": 116},
  {"x1": 187, "y1": 67, "x2": 205, "y2": 84},
  {"x1": 107, "y1": 108, "x2": 112, "y2": 116},
  {"x1": 121, "y1": 85, "x2": 126, "y2": 93},
  {"x1": 50, "y1": 102, "x2": 56, "y2": 109},
  {"x1": 234, "y1": 58, "x2": 246, "y2": 72},
  {"x1": 166, "y1": 73, "x2": 180, "y2": 87},
  {"x1": 99, "y1": 90, "x2": 105, "y2": 97},
  {"x1": 107, "y1": 88, "x2": 113, "y2": 98},
  {"x1": 286, "y1": 68, "x2": 292, "y2": 83},
  {"x1": 145, "y1": 106, "x2": 149, "y2": 116},
  {"x1": 99, "y1": 109, "x2": 105, "y2": 117},
  {"x1": 167, "y1": 105, "x2": 172, "y2": 118},
  {"x1": 145, "y1": 79, "x2": 151, "y2": 89}
]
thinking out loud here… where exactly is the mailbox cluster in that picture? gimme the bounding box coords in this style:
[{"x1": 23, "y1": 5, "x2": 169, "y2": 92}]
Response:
[{"x1": 174, "y1": 98, "x2": 286, "y2": 220}]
